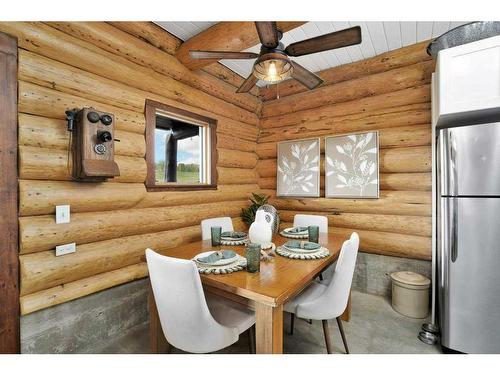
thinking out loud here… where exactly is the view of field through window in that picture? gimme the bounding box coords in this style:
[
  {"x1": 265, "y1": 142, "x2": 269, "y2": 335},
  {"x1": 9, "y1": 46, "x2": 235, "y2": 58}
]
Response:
[{"x1": 154, "y1": 126, "x2": 201, "y2": 184}]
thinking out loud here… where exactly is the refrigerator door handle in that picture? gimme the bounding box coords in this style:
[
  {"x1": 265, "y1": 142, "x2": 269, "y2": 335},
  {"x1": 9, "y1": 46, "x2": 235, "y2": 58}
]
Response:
[
  {"x1": 451, "y1": 197, "x2": 458, "y2": 263},
  {"x1": 449, "y1": 129, "x2": 458, "y2": 196}
]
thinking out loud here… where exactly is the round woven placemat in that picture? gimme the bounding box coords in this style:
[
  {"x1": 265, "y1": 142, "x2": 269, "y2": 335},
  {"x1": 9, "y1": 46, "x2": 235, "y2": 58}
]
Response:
[
  {"x1": 279, "y1": 231, "x2": 308, "y2": 239},
  {"x1": 276, "y1": 245, "x2": 329, "y2": 260},
  {"x1": 220, "y1": 238, "x2": 248, "y2": 246},
  {"x1": 193, "y1": 254, "x2": 247, "y2": 274}
]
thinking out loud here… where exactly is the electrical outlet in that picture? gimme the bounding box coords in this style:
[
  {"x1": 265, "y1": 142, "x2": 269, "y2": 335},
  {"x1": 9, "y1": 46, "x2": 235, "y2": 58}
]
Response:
[
  {"x1": 56, "y1": 205, "x2": 71, "y2": 224},
  {"x1": 55, "y1": 243, "x2": 76, "y2": 256}
]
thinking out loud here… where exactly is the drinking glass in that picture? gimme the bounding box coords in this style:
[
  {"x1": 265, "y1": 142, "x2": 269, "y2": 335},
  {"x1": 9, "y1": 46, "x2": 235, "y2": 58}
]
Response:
[
  {"x1": 245, "y1": 242, "x2": 261, "y2": 273},
  {"x1": 308, "y1": 225, "x2": 319, "y2": 243},
  {"x1": 211, "y1": 226, "x2": 222, "y2": 246}
]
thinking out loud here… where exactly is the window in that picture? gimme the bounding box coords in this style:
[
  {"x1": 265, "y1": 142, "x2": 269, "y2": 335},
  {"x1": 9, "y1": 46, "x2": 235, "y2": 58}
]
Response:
[{"x1": 145, "y1": 100, "x2": 217, "y2": 191}]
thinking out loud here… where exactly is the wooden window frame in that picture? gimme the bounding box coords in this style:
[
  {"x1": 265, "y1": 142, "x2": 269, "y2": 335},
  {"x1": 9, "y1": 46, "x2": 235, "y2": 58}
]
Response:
[
  {"x1": 0, "y1": 32, "x2": 19, "y2": 354},
  {"x1": 145, "y1": 99, "x2": 218, "y2": 191}
]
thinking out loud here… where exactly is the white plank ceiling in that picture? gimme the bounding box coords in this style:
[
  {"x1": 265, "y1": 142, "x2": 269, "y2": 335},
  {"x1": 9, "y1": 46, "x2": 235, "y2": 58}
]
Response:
[{"x1": 156, "y1": 21, "x2": 467, "y2": 84}]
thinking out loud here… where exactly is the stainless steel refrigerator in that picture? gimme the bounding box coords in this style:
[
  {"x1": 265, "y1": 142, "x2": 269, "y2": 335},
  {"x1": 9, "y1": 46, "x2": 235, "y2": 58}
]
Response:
[{"x1": 437, "y1": 122, "x2": 500, "y2": 353}]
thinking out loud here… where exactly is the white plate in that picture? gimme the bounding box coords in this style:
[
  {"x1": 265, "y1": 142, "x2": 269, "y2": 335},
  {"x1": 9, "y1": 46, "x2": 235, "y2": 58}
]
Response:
[
  {"x1": 283, "y1": 227, "x2": 308, "y2": 234},
  {"x1": 194, "y1": 251, "x2": 238, "y2": 267},
  {"x1": 283, "y1": 244, "x2": 321, "y2": 253}
]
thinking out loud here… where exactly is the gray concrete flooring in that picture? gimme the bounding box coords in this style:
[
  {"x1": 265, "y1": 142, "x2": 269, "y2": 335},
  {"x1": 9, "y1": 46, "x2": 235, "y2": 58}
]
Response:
[{"x1": 100, "y1": 290, "x2": 441, "y2": 354}]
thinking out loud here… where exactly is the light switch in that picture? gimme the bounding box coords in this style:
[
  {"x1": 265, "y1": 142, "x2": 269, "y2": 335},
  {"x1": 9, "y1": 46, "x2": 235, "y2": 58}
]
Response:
[
  {"x1": 56, "y1": 205, "x2": 70, "y2": 224},
  {"x1": 55, "y1": 243, "x2": 76, "y2": 256}
]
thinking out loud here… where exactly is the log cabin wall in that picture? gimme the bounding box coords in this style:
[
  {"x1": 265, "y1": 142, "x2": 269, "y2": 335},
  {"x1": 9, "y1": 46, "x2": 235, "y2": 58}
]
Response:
[
  {"x1": 0, "y1": 22, "x2": 261, "y2": 316},
  {"x1": 256, "y1": 41, "x2": 433, "y2": 261}
]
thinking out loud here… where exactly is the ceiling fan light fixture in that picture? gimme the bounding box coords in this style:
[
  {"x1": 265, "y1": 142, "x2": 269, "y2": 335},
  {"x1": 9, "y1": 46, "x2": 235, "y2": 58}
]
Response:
[{"x1": 252, "y1": 54, "x2": 293, "y2": 84}]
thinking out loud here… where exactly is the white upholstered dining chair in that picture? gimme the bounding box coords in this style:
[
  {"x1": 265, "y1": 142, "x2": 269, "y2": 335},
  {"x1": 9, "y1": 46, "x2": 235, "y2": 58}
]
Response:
[
  {"x1": 145, "y1": 248, "x2": 256, "y2": 353},
  {"x1": 293, "y1": 214, "x2": 328, "y2": 233},
  {"x1": 201, "y1": 217, "x2": 234, "y2": 240},
  {"x1": 284, "y1": 232, "x2": 359, "y2": 354},
  {"x1": 294, "y1": 214, "x2": 330, "y2": 280}
]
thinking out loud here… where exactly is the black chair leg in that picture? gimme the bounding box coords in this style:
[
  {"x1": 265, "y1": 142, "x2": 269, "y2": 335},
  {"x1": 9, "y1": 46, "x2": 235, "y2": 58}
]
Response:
[
  {"x1": 248, "y1": 325, "x2": 255, "y2": 354},
  {"x1": 319, "y1": 273, "x2": 324, "y2": 281},
  {"x1": 321, "y1": 320, "x2": 333, "y2": 354},
  {"x1": 290, "y1": 313, "x2": 295, "y2": 335},
  {"x1": 336, "y1": 317, "x2": 349, "y2": 354}
]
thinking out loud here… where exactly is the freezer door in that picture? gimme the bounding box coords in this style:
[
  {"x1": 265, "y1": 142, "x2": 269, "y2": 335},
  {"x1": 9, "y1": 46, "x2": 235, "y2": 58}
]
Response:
[
  {"x1": 439, "y1": 197, "x2": 500, "y2": 353},
  {"x1": 440, "y1": 123, "x2": 500, "y2": 196}
]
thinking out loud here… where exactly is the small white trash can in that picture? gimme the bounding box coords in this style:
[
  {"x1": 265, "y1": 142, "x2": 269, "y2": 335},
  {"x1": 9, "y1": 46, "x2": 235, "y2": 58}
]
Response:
[{"x1": 390, "y1": 271, "x2": 430, "y2": 319}]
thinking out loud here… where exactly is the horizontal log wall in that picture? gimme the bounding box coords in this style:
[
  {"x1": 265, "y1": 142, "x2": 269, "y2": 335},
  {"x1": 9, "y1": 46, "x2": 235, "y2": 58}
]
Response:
[
  {"x1": 257, "y1": 42, "x2": 434, "y2": 260},
  {"x1": 5, "y1": 21, "x2": 435, "y2": 314},
  {"x1": 0, "y1": 22, "x2": 261, "y2": 314}
]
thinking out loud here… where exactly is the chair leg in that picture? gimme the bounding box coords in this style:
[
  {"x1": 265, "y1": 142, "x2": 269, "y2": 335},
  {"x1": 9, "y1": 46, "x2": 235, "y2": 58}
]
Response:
[
  {"x1": 322, "y1": 320, "x2": 333, "y2": 354},
  {"x1": 319, "y1": 273, "x2": 324, "y2": 281},
  {"x1": 336, "y1": 317, "x2": 349, "y2": 354},
  {"x1": 290, "y1": 313, "x2": 295, "y2": 335},
  {"x1": 248, "y1": 326, "x2": 255, "y2": 354}
]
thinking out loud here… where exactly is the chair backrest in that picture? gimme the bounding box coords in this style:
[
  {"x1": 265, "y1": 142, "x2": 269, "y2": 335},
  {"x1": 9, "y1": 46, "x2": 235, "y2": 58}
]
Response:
[
  {"x1": 296, "y1": 232, "x2": 359, "y2": 319},
  {"x1": 145, "y1": 249, "x2": 237, "y2": 352},
  {"x1": 293, "y1": 214, "x2": 328, "y2": 233},
  {"x1": 326, "y1": 232, "x2": 359, "y2": 316},
  {"x1": 201, "y1": 217, "x2": 234, "y2": 240}
]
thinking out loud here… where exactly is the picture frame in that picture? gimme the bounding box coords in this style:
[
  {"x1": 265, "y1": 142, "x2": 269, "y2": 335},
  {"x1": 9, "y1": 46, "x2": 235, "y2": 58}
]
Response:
[
  {"x1": 325, "y1": 131, "x2": 379, "y2": 199},
  {"x1": 276, "y1": 138, "x2": 321, "y2": 197}
]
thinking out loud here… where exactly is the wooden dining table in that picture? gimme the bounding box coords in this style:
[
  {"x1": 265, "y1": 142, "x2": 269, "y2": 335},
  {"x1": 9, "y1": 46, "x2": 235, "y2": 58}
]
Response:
[{"x1": 149, "y1": 232, "x2": 350, "y2": 354}]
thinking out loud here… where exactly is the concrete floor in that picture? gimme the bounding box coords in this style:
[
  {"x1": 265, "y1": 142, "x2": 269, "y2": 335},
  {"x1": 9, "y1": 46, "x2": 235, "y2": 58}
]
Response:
[{"x1": 100, "y1": 290, "x2": 441, "y2": 354}]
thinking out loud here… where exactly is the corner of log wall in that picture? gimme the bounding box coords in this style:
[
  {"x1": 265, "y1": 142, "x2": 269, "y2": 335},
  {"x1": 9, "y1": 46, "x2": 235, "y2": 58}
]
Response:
[{"x1": 1, "y1": 21, "x2": 434, "y2": 315}]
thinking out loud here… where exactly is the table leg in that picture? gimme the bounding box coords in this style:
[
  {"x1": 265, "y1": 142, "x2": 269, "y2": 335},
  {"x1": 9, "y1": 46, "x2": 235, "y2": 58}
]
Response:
[
  {"x1": 255, "y1": 302, "x2": 283, "y2": 354},
  {"x1": 149, "y1": 285, "x2": 170, "y2": 354}
]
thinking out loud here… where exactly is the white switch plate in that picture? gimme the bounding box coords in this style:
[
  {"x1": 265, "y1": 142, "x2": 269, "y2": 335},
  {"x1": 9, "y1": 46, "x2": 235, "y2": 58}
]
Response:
[
  {"x1": 55, "y1": 243, "x2": 76, "y2": 256},
  {"x1": 56, "y1": 205, "x2": 70, "y2": 224}
]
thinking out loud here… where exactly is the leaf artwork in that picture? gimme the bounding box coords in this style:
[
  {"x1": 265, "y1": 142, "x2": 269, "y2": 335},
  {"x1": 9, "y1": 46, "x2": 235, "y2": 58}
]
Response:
[
  {"x1": 277, "y1": 139, "x2": 320, "y2": 196},
  {"x1": 326, "y1": 132, "x2": 379, "y2": 198}
]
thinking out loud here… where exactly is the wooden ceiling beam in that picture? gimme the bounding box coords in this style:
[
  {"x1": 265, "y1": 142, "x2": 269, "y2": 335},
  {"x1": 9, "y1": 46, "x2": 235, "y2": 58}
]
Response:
[
  {"x1": 109, "y1": 21, "x2": 181, "y2": 55},
  {"x1": 176, "y1": 21, "x2": 305, "y2": 71},
  {"x1": 109, "y1": 22, "x2": 260, "y2": 97}
]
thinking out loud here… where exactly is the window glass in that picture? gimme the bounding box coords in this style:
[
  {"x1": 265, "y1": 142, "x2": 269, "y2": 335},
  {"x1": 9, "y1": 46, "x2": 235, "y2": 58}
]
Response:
[
  {"x1": 145, "y1": 100, "x2": 216, "y2": 191},
  {"x1": 154, "y1": 122, "x2": 203, "y2": 184}
]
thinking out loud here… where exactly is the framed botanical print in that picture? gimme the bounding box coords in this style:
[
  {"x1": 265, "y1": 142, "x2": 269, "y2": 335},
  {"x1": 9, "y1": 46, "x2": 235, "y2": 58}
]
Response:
[
  {"x1": 325, "y1": 131, "x2": 379, "y2": 198},
  {"x1": 276, "y1": 138, "x2": 320, "y2": 197}
]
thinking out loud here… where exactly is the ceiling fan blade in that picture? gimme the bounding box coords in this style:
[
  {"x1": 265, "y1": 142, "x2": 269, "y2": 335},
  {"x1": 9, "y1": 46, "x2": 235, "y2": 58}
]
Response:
[
  {"x1": 285, "y1": 26, "x2": 362, "y2": 57},
  {"x1": 236, "y1": 74, "x2": 258, "y2": 93},
  {"x1": 189, "y1": 50, "x2": 259, "y2": 60},
  {"x1": 290, "y1": 61, "x2": 324, "y2": 90},
  {"x1": 255, "y1": 22, "x2": 279, "y2": 48}
]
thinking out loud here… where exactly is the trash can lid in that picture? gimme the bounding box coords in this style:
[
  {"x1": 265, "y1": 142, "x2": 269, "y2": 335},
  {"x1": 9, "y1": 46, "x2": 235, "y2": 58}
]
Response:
[{"x1": 390, "y1": 271, "x2": 430, "y2": 287}]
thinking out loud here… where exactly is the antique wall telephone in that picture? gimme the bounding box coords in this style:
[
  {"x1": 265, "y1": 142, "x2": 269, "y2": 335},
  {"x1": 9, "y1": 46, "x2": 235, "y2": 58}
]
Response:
[{"x1": 65, "y1": 107, "x2": 120, "y2": 181}]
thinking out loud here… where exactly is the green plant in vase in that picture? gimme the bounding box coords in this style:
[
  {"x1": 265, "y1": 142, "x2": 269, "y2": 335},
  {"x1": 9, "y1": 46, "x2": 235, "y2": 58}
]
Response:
[{"x1": 241, "y1": 193, "x2": 270, "y2": 226}]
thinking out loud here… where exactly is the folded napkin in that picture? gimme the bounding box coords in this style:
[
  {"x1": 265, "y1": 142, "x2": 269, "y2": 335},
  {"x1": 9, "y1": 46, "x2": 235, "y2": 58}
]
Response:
[
  {"x1": 221, "y1": 231, "x2": 247, "y2": 239},
  {"x1": 287, "y1": 226, "x2": 308, "y2": 233},
  {"x1": 284, "y1": 241, "x2": 321, "y2": 251},
  {"x1": 197, "y1": 250, "x2": 237, "y2": 264}
]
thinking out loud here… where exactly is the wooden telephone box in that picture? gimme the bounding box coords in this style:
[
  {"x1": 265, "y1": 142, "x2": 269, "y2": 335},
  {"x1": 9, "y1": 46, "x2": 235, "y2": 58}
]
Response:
[{"x1": 67, "y1": 107, "x2": 120, "y2": 181}]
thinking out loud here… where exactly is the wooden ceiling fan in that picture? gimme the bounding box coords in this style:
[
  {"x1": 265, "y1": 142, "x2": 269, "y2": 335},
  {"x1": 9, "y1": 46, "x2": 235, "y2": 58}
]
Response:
[{"x1": 189, "y1": 22, "x2": 362, "y2": 93}]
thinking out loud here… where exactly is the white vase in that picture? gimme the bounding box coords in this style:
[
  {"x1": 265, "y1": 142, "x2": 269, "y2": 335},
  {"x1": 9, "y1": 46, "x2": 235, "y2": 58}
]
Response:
[{"x1": 249, "y1": 210, "x2": 273, "y2": 249}]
